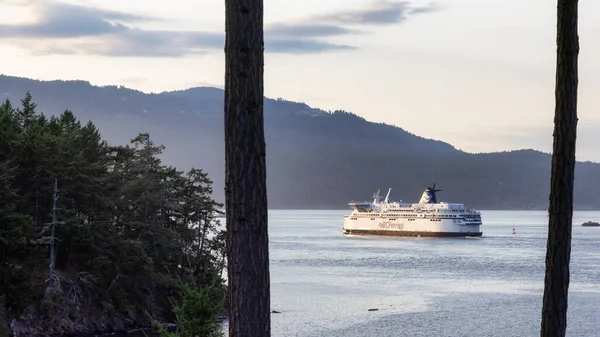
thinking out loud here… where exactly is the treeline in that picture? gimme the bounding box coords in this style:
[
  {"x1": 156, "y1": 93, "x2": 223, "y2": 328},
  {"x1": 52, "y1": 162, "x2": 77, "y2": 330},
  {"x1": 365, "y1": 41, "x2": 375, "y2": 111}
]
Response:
[
  {"x1": 0, "y1": 93, "x2": 225, "y2": 336},
  {"x1": 3, "y1": 76, "x2": 600, "y2": 210}
]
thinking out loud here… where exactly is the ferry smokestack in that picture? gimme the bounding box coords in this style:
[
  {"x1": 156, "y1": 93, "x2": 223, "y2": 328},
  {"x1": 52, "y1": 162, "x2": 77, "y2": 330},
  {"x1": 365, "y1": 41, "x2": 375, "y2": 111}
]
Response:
[{"x1": 418, "y1": 183, "x2": 442, "y2": 204}]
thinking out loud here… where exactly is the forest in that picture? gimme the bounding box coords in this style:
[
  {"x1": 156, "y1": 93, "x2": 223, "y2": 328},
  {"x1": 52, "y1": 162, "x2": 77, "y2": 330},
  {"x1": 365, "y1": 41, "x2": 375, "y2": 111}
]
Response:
[
  {"x1": 2, "y1": 75, "x2": 599, "y2": 211},
  {"x1": 0, "y1": 93, "x2": 226, "y2": 336}
]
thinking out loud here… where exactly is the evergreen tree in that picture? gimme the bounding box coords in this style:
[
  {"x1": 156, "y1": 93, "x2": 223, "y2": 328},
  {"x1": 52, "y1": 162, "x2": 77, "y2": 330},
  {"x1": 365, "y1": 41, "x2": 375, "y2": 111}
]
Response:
[{"x1": 0, "y1": 93, "x2": 226, "y2": 337}]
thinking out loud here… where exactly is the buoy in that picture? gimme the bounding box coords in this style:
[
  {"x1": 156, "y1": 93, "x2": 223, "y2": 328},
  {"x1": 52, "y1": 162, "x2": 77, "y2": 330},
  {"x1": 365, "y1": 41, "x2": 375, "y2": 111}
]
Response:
[{"x1": 512, "y1": 228, "x2": 516, "y2": 235}]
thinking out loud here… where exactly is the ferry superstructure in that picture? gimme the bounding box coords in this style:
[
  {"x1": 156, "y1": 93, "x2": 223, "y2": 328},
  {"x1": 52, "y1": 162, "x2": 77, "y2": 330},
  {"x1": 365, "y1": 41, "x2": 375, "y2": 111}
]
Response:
[{"x1": 343, "y1": 184, "x2": 483, "y2": 237}]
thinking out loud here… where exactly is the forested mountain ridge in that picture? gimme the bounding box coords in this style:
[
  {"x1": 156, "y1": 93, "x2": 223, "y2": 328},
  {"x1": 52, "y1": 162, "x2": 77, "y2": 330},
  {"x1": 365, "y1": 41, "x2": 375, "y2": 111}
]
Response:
[{"x1": 1, "y1": 74, "x2": 599, "y2": 210}]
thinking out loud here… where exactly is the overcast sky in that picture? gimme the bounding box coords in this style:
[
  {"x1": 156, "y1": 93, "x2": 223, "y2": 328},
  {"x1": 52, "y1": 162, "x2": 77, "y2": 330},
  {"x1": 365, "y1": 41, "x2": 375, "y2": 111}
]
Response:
[{"x1": 1, "y1": 0, "x2": 599, "y2": 161}]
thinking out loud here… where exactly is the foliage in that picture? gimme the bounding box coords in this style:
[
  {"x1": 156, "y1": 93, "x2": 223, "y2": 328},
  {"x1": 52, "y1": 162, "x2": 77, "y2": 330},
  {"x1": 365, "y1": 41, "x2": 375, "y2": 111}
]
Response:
[
  {"x1": 153, "y1": 277, "x2": 224, "y2": 337},
  {"x1": 0, "y1": 93, "x2": 226, "y2": 336}
]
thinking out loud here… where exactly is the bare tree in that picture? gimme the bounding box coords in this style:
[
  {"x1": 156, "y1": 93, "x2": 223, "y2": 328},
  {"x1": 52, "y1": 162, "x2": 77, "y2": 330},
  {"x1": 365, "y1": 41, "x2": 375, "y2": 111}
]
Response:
[
  {"x1": 224, "y1": 0, "x2": 270, "y2": 335},
  {"x1": 541, "y1": 0, "x2": 579, "y2": 336},
  {"x1": 49, "y1": 178, "x2": 59, "y2": 275}
]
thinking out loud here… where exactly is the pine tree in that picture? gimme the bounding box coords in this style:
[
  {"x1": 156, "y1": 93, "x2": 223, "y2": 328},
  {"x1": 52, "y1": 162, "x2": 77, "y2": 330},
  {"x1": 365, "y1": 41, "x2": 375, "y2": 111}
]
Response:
[
  {"x1": 224, "y1": 0, "x2": 271, "y2": 335},
  {"x1": 0, "y1": 94, "x2": 227, "y2": 335},
  {"x1": 540, "y1": 0, "x2": 579, "y2": 336}
]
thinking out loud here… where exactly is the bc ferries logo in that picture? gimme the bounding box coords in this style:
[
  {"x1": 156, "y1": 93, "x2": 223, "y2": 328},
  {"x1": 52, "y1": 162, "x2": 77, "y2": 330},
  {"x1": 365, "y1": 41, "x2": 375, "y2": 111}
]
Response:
[{"x1": 378, "y1": 221, "x2": 404, "y2": 230}]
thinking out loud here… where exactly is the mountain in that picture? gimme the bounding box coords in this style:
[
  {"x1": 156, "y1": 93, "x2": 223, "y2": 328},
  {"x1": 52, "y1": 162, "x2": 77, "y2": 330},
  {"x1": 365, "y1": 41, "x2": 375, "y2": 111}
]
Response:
[{"x1": 1, "y1": 74, "x2": 599, "y2": 210}]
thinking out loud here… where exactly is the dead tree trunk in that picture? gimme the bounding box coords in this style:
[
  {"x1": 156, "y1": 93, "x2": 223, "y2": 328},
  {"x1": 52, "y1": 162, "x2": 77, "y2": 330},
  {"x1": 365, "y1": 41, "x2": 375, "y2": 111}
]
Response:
[
  {"x1": 224, "y1": 0, "x2": 270, "y2": 336},
  {"x1": 49, "y1": 178, "x2": 59, "y2": 275},
  {"x1": 540, "y1": 0, "x2": 579, "y2": 336}
]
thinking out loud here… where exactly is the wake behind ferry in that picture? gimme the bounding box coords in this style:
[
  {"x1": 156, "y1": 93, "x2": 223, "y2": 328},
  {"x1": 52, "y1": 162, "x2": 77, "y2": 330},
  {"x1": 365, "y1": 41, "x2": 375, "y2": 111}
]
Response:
[{"x1": 343, "y1": 184, "x2": 483, "y2": 237}]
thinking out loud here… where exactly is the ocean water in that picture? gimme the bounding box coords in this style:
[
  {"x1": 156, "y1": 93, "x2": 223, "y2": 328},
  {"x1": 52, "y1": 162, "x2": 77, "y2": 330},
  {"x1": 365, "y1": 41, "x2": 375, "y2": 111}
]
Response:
[
  {"x1": 107, "y1": 209, "x2": 600, "y2": 337},
  {"x1": 258, "y1": 209, "x2": 600, "y2": 337}
]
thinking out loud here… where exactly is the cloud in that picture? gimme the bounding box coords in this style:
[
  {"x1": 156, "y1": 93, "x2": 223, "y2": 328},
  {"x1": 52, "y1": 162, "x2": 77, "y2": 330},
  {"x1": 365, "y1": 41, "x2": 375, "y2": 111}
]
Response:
[
  {"x1": 308, "y1": 0, "x2": 438, "y2": 25},
  {"x1": 0, "y1": 1, "x2": 155, "y2": 38},
  {"x1": 0, "y1": 0, "x2": 438, "y2": 57},
  {"x1": 266, "y1": 24, "x2": 363, "y2": 39},
  {"x1": 119, "y1": 77, "x2": 149, "y2": 85},
  {"x1": 70, "y1": 30, "x2": 225, "y2": 57},
  {"x1": 268, "y1": 39, "x2": 355, "y2": 53},
  {"x1": 30, "y1": 30, "x2": 353, "y2": 57}
]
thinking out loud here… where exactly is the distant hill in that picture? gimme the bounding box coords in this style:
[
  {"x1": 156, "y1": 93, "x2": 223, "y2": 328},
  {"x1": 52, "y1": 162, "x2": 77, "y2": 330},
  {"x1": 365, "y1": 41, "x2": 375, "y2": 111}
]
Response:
[{"x1": 1, "y1": 74, "x2": 599, "y2": 210}]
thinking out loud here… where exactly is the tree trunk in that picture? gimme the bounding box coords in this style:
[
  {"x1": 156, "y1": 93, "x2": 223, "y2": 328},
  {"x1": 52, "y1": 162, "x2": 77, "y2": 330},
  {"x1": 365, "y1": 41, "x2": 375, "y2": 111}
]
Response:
[
  {"x1": 199, "y1": 210, "x2": 207, "y2": 254},
  {"x1": 224, "y1": 0, "x2": 270, "y2": 336},
  {"x1": 540, "y1": 1, "x2": 579, "y2": 336},
  {"x1": 49, "y1": 178, "x2": 59, "y2": 275}
]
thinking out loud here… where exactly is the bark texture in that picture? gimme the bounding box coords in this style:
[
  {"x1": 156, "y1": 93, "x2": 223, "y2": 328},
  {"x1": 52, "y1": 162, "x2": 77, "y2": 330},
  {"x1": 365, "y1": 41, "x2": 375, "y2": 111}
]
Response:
[
  {"x1": 541, "y1": 0, "x2": 579, "y2": 336},
  {"x1": 224, "y1": 0, "x2": 270, "y2": 336}
]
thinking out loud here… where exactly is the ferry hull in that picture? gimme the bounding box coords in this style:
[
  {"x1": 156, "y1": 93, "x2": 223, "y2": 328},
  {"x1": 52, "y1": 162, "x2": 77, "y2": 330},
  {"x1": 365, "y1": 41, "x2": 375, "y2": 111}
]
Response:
[
  {"x1": 343, "y1": 217, "x2": 482, "y2": 238},
  {"x1": 343, "y1": 229, "x2": 482, "y2": 237}
]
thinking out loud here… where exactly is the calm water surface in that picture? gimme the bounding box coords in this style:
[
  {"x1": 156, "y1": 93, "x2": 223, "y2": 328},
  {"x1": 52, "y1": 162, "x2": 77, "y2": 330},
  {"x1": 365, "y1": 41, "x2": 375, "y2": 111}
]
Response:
[
  {"x1": 261, "y1": 210, "x2": 600, "y2": 337},
  {"x1": 112, "y1": 210, "x2": 600, "y2": 337}
]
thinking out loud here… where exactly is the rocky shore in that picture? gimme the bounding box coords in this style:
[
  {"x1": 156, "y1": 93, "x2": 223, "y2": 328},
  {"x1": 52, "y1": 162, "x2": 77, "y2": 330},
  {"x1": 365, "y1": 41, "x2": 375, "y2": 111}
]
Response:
[{"x1": 2, "y1": 284, "x2": 228, "y2": 337}]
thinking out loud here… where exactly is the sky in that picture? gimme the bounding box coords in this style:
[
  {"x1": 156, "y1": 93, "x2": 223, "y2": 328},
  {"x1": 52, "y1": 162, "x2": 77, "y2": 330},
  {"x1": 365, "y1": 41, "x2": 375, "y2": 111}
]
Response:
[{"x1": 1, "y1": 0, "x2": 599, "y2": 161}]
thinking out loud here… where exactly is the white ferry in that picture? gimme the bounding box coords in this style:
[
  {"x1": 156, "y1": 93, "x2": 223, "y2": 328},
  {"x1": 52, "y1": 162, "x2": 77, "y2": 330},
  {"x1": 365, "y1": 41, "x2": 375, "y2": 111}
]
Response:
[{"x1": 343, "y1": 184, "x2": 482, "y2": 237}]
